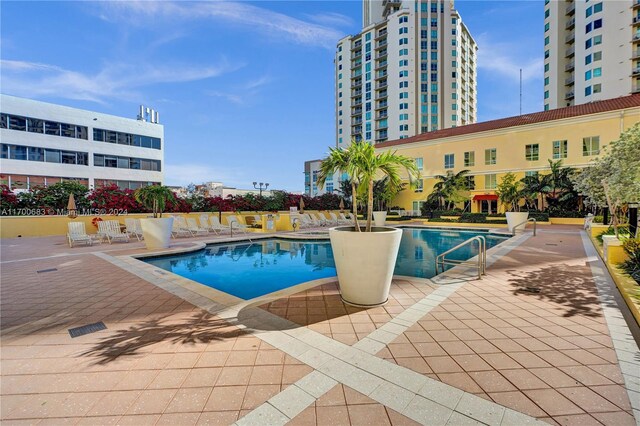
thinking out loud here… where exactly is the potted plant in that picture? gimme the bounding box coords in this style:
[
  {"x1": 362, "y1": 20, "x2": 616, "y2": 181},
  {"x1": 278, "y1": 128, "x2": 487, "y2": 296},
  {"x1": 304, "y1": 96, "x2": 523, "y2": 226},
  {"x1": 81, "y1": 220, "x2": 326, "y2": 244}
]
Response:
[
  {"x1": 496, "y1": 172, "x2": 528, "y2": 232},
  {"x1": 134, "y1": 185, "x2": 176, "y2": 249},
  {"x1": 318, "y1": 141, "x2": 420, "y2": 307}
]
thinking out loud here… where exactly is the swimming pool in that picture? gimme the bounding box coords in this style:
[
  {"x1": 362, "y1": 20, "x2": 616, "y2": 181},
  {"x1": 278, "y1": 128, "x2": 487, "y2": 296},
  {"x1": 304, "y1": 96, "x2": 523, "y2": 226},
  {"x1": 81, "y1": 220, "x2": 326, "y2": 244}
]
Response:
[{"x1": 144, "y1": 228, "x2": 508, "y2": 300}]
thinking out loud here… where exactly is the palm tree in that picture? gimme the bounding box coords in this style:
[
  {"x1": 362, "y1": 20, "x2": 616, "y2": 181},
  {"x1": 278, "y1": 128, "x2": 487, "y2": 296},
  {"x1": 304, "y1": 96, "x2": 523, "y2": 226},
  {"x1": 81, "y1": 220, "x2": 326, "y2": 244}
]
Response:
[
  {"x1": 318, "y1": 141, "x2": 420, "y2": 232},
  {"x1": 134, "y1": 185, "x2": 176, "y2": 218},
  {"x1": 542, "y1": 159, "x2": 578, "y2": 210},
  {"x1": 317, "y1": 144, "x2": 362, "y2": 231},
  {"x1": 427, "y1": 170, "x2": 470, "y2": 210},
  {"x1": 520, "y1": 173, "x2": 546, "y2": 211}
]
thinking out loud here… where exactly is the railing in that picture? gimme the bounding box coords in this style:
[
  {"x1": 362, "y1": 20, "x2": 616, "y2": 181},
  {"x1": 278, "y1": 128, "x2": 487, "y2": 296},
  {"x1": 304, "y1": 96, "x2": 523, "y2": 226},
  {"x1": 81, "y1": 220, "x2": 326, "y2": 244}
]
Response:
[
  {"x1": 435, "y1": 236, "x2": 486, "y2": 280},
  {"x1": 512, "y1": 218, "x2": 537, "y2": 236}
]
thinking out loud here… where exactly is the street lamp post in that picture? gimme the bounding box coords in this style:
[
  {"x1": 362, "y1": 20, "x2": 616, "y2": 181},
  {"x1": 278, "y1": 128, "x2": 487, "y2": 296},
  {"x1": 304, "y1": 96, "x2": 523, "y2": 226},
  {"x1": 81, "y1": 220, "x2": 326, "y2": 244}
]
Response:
[{"x1": 253, "y1": 181, "x2": 269, "y2": 197}]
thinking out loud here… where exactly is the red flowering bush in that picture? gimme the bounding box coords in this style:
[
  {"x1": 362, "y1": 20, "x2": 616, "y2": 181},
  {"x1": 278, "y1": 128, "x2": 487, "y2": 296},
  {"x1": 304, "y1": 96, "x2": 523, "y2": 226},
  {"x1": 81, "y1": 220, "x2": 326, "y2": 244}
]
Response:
[
  {"x1": 0, "y1": 185, "x2": 19, "y2": 212},
  {"x1": 87, "y1": 184, "x2": 144, "y2": 212}
]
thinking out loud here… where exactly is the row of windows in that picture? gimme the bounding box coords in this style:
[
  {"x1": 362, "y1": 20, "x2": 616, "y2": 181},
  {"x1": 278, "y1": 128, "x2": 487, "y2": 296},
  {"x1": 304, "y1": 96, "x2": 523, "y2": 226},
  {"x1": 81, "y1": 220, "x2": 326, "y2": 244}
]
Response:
[
  {"x1": 1, "y1": 113, "x2": 88, "y2": 140},
  {"x1": 94, "y1": 179, "x2": 161, "y2": 190},
  {"x1": 440, "y1": 137, "x2": 600, "y2": 169},
  {"x1": 1, "y1": 144, "x2": 89, "y2": 165},
  {"x1": 93, "y1": 129, "x2": 161, "y2": 150},
  {"x1": 93, "y1": 154, "x2": 161, "y2": 171}
]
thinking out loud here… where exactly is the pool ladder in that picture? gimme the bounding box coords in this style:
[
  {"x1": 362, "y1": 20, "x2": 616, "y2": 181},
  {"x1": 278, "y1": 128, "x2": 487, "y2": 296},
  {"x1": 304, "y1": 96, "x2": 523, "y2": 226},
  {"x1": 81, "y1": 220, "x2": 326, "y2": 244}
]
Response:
[
  {"x1": 435, "y1": 235, "x2": 487, "y2": 280},
  {"x1": 512, "y1": 218, "x2": 537, "y2": 236}
]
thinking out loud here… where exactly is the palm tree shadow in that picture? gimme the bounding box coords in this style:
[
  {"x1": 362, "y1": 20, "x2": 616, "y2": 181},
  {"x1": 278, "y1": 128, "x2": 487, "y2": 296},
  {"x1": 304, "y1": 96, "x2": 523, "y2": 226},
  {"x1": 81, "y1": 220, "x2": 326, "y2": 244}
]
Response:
[
  {"x1": 82, "y1": 311, "x2": 244, "y2": 364},
  {"x1": 506, "y1": 264, "x2": 605, "y2": 318}
]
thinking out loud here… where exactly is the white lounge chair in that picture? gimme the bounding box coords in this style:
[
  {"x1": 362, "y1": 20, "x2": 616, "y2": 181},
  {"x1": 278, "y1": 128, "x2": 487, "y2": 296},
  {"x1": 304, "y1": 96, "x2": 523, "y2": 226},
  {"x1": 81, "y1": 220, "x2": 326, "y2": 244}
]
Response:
[
  {"x1": 98, "y1": 220, "x2": 130, "y2": 244},
  {"x1": 186, "y1": 217, "x2": 209, "y2": 236},
  {"x1": 310, "y1": 213, "x2": 327, "y2": 226},
  {"x1": 227, "y1": 215, "x2": 248, "y2": 234},
  {"x1": 199, "y1": 214, "x2": 214, "y2": 232},
  {"x1": 328, "y1": 212, "x2": 345, "y2": 226},
  {"x1": 172, "y1": 216, "x2": 193, "y2": 238},
  {"x1": 338, "y1": 213, "x2": 355, "y2": 225},
  {"x1": 67, "y1": 222, "x2": 93, "y2": 247},
  {"x1": 125, "y1": 218, "x2": 144, "y2": 241},
  {"x1": 210, "y1": 216, "x2": 231, "y2": 234}
]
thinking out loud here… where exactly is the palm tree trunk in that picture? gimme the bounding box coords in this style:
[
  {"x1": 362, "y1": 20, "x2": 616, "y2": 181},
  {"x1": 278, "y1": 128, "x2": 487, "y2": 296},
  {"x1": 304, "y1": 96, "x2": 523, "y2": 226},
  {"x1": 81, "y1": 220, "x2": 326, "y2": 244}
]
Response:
[
  {"x1": 351, "y1": 182, "x2": 361, "y2": 232},
  {"x1": 366, "y1": 179, "x2": 374, "y2": 232}
]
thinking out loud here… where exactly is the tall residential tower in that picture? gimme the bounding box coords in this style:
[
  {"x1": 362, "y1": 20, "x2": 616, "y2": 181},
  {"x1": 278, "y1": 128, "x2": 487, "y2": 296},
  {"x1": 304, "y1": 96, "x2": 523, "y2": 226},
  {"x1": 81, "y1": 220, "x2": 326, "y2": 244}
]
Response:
[
  {"x1": 544, "y1": 0, "x2": 639, "y2": 109},
  {"x1": 335, "y1": 0, "x2": 477, "y2": 148}
]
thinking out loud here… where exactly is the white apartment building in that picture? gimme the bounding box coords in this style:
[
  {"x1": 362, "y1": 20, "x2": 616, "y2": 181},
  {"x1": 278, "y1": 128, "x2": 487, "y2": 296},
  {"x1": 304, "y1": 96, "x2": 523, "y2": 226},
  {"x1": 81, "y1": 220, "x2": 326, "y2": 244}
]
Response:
[
  {"x1": 0, "y1": 95, "x2": 164, "y2": 190},
  {"x1": 544, "y1": 0, "x2": 639, "y2": 109},
  {"x1": 335, "y1": 0, "x2": 477, "y2": 147}
]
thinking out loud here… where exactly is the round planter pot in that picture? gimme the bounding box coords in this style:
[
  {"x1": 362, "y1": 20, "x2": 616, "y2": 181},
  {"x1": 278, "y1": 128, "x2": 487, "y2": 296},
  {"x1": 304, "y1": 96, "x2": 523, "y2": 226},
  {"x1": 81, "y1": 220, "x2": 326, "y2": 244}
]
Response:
[
  {"x1": 506, "y1": 212, "x2": 529, "y2": 233},
  {"x1": 140, "y1": 217, "x2": 174, "y2": 250},
  {"x1": 328, "y1": 226, "x2": 402, "y2": 307},
  {"x1": 373, "y1": 211, "x2": 387, "y2": 227}
]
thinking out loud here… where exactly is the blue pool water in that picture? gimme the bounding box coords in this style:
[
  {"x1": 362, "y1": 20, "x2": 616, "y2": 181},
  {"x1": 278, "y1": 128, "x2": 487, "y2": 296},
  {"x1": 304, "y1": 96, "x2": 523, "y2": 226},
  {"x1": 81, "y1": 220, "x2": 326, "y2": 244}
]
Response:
[{"x1": 145, "y1": 228, "x2": 508, "y2": 300}]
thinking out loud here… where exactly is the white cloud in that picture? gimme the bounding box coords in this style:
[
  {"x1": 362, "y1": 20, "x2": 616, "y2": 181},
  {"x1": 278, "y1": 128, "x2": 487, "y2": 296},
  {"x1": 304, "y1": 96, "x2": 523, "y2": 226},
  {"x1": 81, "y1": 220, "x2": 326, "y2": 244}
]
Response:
[
  {"x1": 206, "y1": 74, "x2": 272, "y2": 106},
  {"x1": 305, "y1": 12, "x2": 354, "y2": 29},
  {"x1": 0, "y1": 59, "x2": 241, "y2": 104},
  {"x1": 97, "y1": 1, "x2": 344, "y2": 49},
  {"x1": 475, "y1": 34, "x2": 542, "y2": 83},
  {"x1": 164, "y1": 164, "x2": 248, "y2": 187}
]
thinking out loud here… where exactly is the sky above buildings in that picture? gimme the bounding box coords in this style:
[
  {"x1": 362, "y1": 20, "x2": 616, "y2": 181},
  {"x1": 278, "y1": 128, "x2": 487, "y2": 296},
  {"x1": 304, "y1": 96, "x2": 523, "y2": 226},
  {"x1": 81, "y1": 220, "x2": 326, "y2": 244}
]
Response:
[{"x1": 0, "y1": 1, "x2": 543, "y2": 192}]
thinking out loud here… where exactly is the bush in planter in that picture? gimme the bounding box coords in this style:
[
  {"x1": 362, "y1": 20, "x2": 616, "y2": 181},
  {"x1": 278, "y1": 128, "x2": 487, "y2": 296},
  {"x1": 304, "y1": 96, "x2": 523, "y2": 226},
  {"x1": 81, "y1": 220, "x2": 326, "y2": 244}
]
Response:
[{"x1": 620, "y1": 238, "x2": 640, "y2": 284}]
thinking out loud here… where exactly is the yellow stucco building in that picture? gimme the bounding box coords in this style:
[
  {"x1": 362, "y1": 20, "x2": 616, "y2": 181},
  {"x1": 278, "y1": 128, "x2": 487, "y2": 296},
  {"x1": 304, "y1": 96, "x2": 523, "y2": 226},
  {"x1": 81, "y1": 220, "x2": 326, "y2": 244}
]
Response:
[{"x1": 377, "y1": 94, "x2": 640, "y2": 213}]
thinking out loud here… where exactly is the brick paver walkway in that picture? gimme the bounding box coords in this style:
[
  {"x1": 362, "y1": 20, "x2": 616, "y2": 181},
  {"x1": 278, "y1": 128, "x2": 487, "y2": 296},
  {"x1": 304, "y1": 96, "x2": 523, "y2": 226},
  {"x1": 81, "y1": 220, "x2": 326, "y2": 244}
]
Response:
[{"x1": 1, "y1": 225, "x2": 638, "y2": 425}]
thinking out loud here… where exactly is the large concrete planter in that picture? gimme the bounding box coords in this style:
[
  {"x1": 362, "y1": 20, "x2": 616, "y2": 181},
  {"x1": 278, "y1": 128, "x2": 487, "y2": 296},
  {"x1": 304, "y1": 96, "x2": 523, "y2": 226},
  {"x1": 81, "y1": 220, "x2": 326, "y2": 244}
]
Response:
[
  {"x1": 373, "y1": 211, "x2": 388, "y2": 226},
  {"x1": 140, "y1": 217, "x2": 174, "y2": 250},
  {"x1": 506, "y1": 212, "x2": 529, "y2": 233},
  {"x1": 328, "y1": 226, "x2": 402, "y2": 307}
]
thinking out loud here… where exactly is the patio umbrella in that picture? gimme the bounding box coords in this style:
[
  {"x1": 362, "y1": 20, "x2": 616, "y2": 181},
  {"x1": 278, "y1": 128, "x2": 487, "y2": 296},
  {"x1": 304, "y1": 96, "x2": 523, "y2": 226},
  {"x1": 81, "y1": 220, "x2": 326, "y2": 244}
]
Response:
[
  {"x1": 339, "y1": 199, "x2": 345, "y2": 213},
  {"x1": 299, "y1": 198, "x2": 305, "y2": 213},
  {"x1": 67, "y1": 193, "x2": 78, "y2": 219}
]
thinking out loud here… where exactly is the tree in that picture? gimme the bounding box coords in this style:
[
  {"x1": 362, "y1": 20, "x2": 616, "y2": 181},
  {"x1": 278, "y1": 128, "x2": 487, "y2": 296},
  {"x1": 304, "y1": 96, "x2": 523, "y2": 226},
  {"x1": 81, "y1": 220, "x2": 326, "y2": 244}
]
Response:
[
  {"x1": 572, "y1": 123, "x2": 640, "y2": 237},
  {"x1": 542, "y1": 159, "x2": 577, "y2": 210},
  {"x1": 520, "y1": 173, "x2": 546, "y2": 211},
  {"x1": 426, "y1": 170, "x2": 470, "y2": 210},
  {"x1": 134, "y1": 185, "x2": 176, "y2": 218},
  {"x1": 496, "y1": 172, "x2": 522, "y2": 212}
]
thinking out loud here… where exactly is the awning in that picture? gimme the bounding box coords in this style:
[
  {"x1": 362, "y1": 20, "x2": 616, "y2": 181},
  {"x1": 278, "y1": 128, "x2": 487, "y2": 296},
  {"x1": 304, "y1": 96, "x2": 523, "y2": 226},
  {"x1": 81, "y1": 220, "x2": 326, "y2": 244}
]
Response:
[{"x1": 473, "y1": 194, "x2": 498, "y2": 201}]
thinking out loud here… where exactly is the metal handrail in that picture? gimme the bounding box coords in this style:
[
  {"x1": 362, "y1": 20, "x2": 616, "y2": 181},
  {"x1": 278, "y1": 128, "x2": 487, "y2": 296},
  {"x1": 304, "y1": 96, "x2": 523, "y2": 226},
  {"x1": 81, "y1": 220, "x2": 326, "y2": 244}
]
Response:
[
  {"x1": 435, "y1": 235, "x2": 486, "y2": 279},
  {"x1": 512, "y1": 218, "x2": 537, "y2": 236}
]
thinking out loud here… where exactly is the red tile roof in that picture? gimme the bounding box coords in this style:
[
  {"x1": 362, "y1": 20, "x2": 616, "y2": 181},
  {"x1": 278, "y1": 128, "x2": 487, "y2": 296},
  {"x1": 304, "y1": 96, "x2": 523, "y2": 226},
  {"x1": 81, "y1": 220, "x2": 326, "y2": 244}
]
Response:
[{"x1": 376, "y1": 94, "x2": 640, "y2": 148}]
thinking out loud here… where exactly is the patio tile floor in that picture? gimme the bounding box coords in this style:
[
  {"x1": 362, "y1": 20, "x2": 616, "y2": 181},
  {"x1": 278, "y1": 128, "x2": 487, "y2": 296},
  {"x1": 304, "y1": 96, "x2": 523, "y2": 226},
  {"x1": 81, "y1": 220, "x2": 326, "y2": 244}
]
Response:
[{"x1": 1, "y1": 225, "x2": 638, "y2": 425}]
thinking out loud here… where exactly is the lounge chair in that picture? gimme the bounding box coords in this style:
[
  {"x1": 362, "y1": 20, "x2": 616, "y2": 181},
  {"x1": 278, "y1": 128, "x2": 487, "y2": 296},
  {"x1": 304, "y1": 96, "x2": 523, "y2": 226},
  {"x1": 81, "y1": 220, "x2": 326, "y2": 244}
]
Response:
[
  {"x1": 199, "y1": 214, "x2": 214, "y2": 232},
  {"x1": 172, "y1": 216, "x2": 193, "y2": 238},
  {"x1": 304, "y1": 214, "x2": 323, "y2": 227},
  {"x1": 227, "y1": 215, "x2": 249, "y2": 234},
  {"x1": 98, "y1": 220, "x2": 130, "y2": 244},
  {"x1": 125, "y1": 218, "x2": 144, "y2": 241},
  {"x1": 328, "y1": 212, "x2": 347, "y2": 226},
  {"x1": 310, "y1": 213, "x2": 327, "y2": 226},
  {"x1": 67, "y1": 222, "x2": 93, "y2": 247},
  {"x1": 338, "y1": 213, "x2": 354, "y2": 225},
  {"x1": 186, "y1": 217, "x2": 209, "y2": 236},
  {"x1": 289, "y1": 213, "x2": 307, "y2": 230},
  {"x1": 210, "y1": 216, "x2": 231, "y2": 234}
]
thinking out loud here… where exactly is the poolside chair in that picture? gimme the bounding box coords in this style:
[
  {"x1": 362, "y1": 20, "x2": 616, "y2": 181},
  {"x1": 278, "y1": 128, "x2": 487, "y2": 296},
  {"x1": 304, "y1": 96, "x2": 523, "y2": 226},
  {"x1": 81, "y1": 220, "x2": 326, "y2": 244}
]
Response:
[
  {"x1": 172, "y1": 216, "x2": 193, "y2": 238},
  {"x1": 124, "y1": 218, "x2": 144, "y2": 241},
  {"x1": 304, "y1": 214, "x2": 323, "y2": 228},
  {"x1": 310, "y1": 213, "x2": 327, "y2": 226},
  {"x1": 186, "y1": 218, "x2": 209, "y2": 236},
  {"x1": 98, "y1": 220, "x2": 130, "y2": 244},
  {"x1": 328, "y1": 212, "x2": 345, "y2": 226},
  {"x1": 338, "y1": 213, "x2": 354, "y2": 225},
  {"x1": 67, "y1": 222, "x2": 93, "y2": 247},
  {"x1": 249, "y1": 215, "x2": 262, "y2": 228},
  {"x1": 199, "y1": 214, "x2": 214, "y2": 232},
  {"x1": 227, "y1": 215, "x2": 248, "y2": 234},
  {"x1": 289, "y1": 213, "x2": 307, "y2": 230},
  {"x1": 210, "y1": 216, "x2": 231, "y2": 234}
]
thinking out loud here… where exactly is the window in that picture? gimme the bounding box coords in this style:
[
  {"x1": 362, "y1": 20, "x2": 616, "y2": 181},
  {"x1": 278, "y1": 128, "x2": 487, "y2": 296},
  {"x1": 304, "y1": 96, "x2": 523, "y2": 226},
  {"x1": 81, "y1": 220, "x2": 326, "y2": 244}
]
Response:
[
  {"x1": 585, "y1": 70, "x2": 592, "y2": 80},
  {"x1": 593, "y1": 67, "x2": 601, "y2": 77},
  {"x1": 583, "y1": 136, "x2": 599, "y2": 156},
  {"x1": 544, "y1": 9, "x2": 550, "y2": 18},
  {"x1": 593, "y1": 51, "x2": 602, "y2": 61},
  {"x1": 593, "y1": 35, "x2": 602, "y2": 45},
  {"x1": 415, "y1": 157, "x2": 423, "y2": 170},
  {"x1": 525, "y1": 144, "x2": 539, "y2": 161},
  {"x1": 586, "y1": 38, "x2": 592, "y2": 49},
  {"x1": 545, "y1": 22, "x2": 550, "y2": 32},
  {"x1": 444, "y1": 154, "x2": 454, "y2": 169},
  {"x1": 593, "y1": 19, "x2": 602, "y2": 29},
  {"x1": 399, "y1": 27, "x2": 408, "y2": 34},
  {"x1": 553, "y1": 140, "x2": 568, "y2": 159},
  {"x1": 544, "y1": 77, "x2": 549, "y2": 86},
  {"x1": 593, "y1": 83, "x2": 602, "y2": 93},
  {"x1": 544, "y1": 36, "x2": 549, "y2": 46},
  {"x1": 45, "y1": 121, "x2": 61, "y2": 136},
  {"x1": 465, "y1": 176, "x2": 475, "y2": 190},
  {"x1": 464, "y1": 151, "x2": 475, "y2": 167},
  {"x1": 485, "y1": 174, "x2": 497, "y2": 189},
  {"x1": 544, "y1": 50, "x2": 549, "y2": 59},
  {"x1": 8, "y1": 116, "x2": 26, "y2": 131},
  {"x1": 585, "y1": 54, "x2": 592, "y2": 65},
  {"x1": 544, "y1": 63, "x2": 549, "y2": 72},
  {"x1": 593, "y1": 2, "x2": 602, "y2": 13},
  {"x1": 27, "y1": 118, "x2": 44, "y2": 134},
  {"x1": 484, "y1": 148, "x2": 496, "y2": 165},
  {"x1": 586, "y1": 23, "x2": 592, "y2": 33},
  {"x1": 415, "y1": 179, "x2": 424, "y2": 192},
  {"x1": 585, "y1": 86, "x2": 592, "y2": 96},
  {"x1": 586, "y1": 6, "x2": 592, "y2": 17},
  {"x1": 399, "y1": 38, "x2": 408, "y2": 45}
]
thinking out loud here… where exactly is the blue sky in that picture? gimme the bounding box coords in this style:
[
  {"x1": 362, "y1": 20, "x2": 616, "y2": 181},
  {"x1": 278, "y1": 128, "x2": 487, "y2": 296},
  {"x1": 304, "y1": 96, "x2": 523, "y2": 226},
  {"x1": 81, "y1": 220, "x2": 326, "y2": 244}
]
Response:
[{"x1": 1, "y1": 1, "x2": 543, "y2": 192}]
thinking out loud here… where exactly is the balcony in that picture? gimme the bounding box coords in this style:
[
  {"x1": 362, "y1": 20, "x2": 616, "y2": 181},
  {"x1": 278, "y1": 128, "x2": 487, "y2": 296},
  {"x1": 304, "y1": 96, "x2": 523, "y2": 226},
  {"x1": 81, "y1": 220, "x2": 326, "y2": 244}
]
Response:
[
  {"x1": 375, "y1": 71, "x2": 387, "y2": 79},
  {"x1": 376, "y1": 50, "x2": 388, "y2": 59},
  {"x1": 634, "y1": 16, "x2": 640, "y2": 26},
  {"x1": 565, "y1": 91, "x2": 575, "y2": 100},
  {"x1": 376, "y1": 81, "x2": 388, "y2": 89},
  {"x1": 565, "y1": 32, "x2": 575, "y2": 44},
  {"x1": 376, "y1": 60, "x2": 387, "y2": 69},
  {"x1": 565, "y1": 61, "x2": 575, "y2": 71},
  {"x1": 352, "y1": 50, "x2": 362, "y2": 59},
  {"x1": 377, "y1": 90, "x2": 388, "y2": 98},
  {"x1": 353, "y1": 126, "x2": 362, "y2": 134},
  {"x1": 376, "y1": 112, "x2": 388, "y2": 119},
  {"x1": 351, "y1": 70, "x2": 362, "y2": 79},
  {"x1": 351, "y1": 79, "x2": 362, "y2": 88},
  {"x1": 634, "y1": 33, "x2": 640, "y2": 42},
  {"x1": 565, "y1": 76, "x2": 575, "y2": 85},
  {"x1": 633, "y1": 49, "x2": 640, "y2": 59},
  {"x1": 633, "y1": 85, "x2": 640, "y2": 93},
  {"x1": 352, "y1": 90, "x2": 362, "y2": 97},
  {"x1": 351, "y1": 60, "x2": 362, "y2": 69},
  {"x1": 632, "y1": 67, "x2": 640, "y2": 76},
  {"x1": 353, "y1": 40, "x2": 362, "y2": 48},
  {"x1": 352, "y1": 107, "x2": 362, "y2": 115},
  {"x1": 352, "y1": 118, "x2": 363, "y2": 125},
  {"x1": 353, "y1": 99, "x2": 362, "y2": 106},
  {"x1": 375, "y1": 29, "x2": 387, "y2": 39},
  {"x1": 565, "y1": 18, "x2": 575, "y2": 29},
  {"x1": 565, "y1": 46, "x2": 575, "y2": 58},
  {"x1": 376, "y1": 40, "x2": 387, "y2": 48},
  {"x1": 376, "y1": 102, "x2": 388, "y2": 109},
  {"x1": 565, "y1": 2, "x2": 575, "y2": 15}
]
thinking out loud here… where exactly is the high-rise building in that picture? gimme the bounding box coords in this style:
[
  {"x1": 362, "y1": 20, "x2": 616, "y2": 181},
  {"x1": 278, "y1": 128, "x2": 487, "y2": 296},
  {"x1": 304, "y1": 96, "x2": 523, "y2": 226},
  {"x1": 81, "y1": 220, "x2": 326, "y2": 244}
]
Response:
[
  {"x1": 1, "y1": 95, "x2": 164, "y2": 191},
  {"x1": 335, "y1": 0, "x2": 477, "y2": 148},
  {"x1": 544, "y1": 0, "x2": 638, "y2": 110}
]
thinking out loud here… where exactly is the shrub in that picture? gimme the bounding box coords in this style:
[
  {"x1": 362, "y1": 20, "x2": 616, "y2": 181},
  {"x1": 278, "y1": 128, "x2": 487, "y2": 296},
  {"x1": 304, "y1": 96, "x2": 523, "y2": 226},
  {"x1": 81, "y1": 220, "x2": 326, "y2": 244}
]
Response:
[
  {"x1": 459, "y1": 213, "x2": 488, "y2": 223},
  {"x1": 546, "y1": 208, "x2": 586, "y2": 218},
  {"x1": 88, "y1": 185, "x2": 143, "y2": 213},
  {"x1": 596, "y1": 226, "x2": 630, "y2": 244},
  {"x1": 594, "y1": 215, "x2": 604, "y2": 224},
  {"x1": 620, "y1": 238, "x2": 640, "y2": 284},
  {"x1": 0, "y1": 185, "x2": 18, "y2": 213}
]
